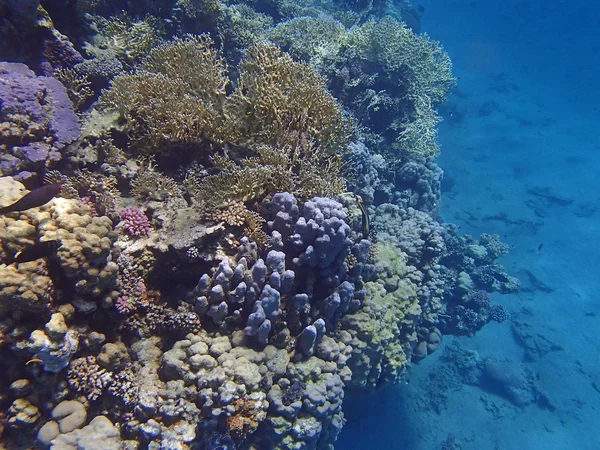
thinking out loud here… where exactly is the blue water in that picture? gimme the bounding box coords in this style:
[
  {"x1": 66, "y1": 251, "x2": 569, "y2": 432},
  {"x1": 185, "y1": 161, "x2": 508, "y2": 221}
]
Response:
[{"x1": 338, "y1": 1, "x2": 600, "y2": 449}]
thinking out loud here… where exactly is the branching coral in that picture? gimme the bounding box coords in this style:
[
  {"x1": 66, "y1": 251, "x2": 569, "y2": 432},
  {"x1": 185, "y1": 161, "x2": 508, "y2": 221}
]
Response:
[
  {"x1": 129, "y1": 159, "x2": 182, "y2": 202},
  {"x1": 84, "y1": 14, "x2": 162, "y2": 67},
  {"x1": 184, "y1": 144, "x2": 346, "y2": 241},
  {"x1": 99, "y1": 35, "x2": 230, "y2": 152},
  {"x1": 99, "y1": 35, "x2": 352, "y2": 155},
  {"x1": 269, "y1": 16, "x2": 455, "y2": 159},
  {"x1": 45, "y1": 169, "x2": 120, "y2": 216},
  {"x1": 225, "y1": 41, "x2": 353, "y2": 153},
  {"x1": 352, "y1": 17, "x2": 454, "y2": 104},
  {"x1": 53, "y1": 68, "x2": 93, "y2": 112}
]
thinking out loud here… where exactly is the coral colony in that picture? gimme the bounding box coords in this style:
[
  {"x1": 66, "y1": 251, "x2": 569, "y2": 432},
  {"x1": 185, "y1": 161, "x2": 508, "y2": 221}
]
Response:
[{"x1": 0, "y1": 0, "x2": 516, "y2": 448}]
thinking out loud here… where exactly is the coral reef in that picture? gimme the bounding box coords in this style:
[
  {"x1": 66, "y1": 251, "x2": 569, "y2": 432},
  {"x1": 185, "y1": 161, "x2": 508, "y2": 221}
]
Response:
[
  {"x1": 0, "y1": 2, "x2": 518, "y2": 448},
  {"x1": 0, "y1": 62, "x2": 80, "y2": 182},
  {"x1": 269, "y1": 16, "x2": 455, "y2": 159},
  {"x1": 99, "y1": 35, "x2": 351, "y2": 155}
]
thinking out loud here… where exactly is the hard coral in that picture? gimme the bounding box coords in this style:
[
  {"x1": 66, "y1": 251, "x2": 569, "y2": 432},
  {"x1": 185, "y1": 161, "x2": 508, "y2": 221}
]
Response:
[
  {"x1": 100, "y1": 35, "x2": 352, "y2": 155},
  {"x1": 270, "y1": 16, "x2": 455, "y2": 159},
  {"x1": 84, "y1": 14, "x2": 162, "y2": 67},
  {"x1": 185, "y1": 144, "x2": 347, "y2": 241},
  {"x1": 226, "y1": 41, "x2": 353, "y2": 153},
  {"x1": 0, "y1": 177, "x2": 117, "y2": 315},
  {"x1": 0, "y1": 62, "x2": 80, "y2": 180},
  {"x1": 119, "y1": 206, "x2": 151, "y2": 237},
  {"x1": 100, "y1": 34, "x2": 230, "y2": 153}
]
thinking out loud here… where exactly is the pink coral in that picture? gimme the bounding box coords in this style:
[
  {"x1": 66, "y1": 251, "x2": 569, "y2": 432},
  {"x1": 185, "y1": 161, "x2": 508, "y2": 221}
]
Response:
[{"x1": 119, "y1": 206, "x2": 151, "y2": 237}]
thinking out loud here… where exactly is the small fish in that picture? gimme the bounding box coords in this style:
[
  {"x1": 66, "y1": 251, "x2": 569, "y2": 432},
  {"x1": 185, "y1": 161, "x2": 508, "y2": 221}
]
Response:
[
  {"x1": 26, "y1": 358, "x2": 43, "y2": 365},
  {"x1": 14, "y1": 240, "x2": 61, "y2": 263},
  {"x1": 356, "y1": 195, "x2": 370, "y2": 236},
  {"x1": 0, "y1": 184, "x2": 62, "y2": 215},
  {"x1": 538, "y1": 243, "x2": 544, "y2": 252}
]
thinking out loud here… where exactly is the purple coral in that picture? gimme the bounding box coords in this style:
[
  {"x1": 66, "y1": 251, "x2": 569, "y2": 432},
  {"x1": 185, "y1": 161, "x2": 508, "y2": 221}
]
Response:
[
  {"x1": 0, "y1": 61, "x2": 80, "y2": 179},
  {"x1": 119, "y1": 206, "x2": 151, "y2": 237}
]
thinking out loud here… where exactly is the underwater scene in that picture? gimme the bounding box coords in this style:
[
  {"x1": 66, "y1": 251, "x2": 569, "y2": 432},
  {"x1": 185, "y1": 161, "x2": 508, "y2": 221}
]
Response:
[{"x1": 0, "y1": 0, "x2": 597, "y2": 448}]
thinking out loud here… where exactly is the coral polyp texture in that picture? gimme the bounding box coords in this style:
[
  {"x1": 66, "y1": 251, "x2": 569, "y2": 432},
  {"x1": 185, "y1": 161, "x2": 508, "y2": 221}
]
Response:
[{"x1": 0, "y1": 1, "x2": 516, "y2": 448}]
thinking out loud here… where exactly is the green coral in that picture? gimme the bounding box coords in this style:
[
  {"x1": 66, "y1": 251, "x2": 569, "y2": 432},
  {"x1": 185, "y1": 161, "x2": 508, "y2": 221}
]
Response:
[{"x1": 339, "y1": 242, "x2": 423, "y2": 392}]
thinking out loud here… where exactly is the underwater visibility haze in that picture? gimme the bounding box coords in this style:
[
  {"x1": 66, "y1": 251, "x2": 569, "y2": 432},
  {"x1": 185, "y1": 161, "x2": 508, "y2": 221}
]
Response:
[{"x1": 0, "y1": 0, "x2": 597, "y2": 449}]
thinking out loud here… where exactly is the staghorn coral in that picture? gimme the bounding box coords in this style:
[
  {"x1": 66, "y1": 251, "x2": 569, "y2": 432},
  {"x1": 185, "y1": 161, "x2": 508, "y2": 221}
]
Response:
[
  {"x1": 266, "y1": 16, "x2": 347, "y2": 75},
  {"x1": 221, "y1": 4, "x2": 274, "y2": 53},
  {"x1": 269, "y1": 16, "x2": 455, "y2": 159},
  {"x1": 99, "y1": 35, "x2": 352, "y2": 155},
  {"x1": 352, "y1": 17, "x2": 454, "y2": 104},
  {"x1": 392, "y1": 93, "x2": 443, "y2": 158},
  {"x1": 84, "y1": 14, "x2": 162, "y2": 67},
  {"x1": 53, "y1": 67, "x2": 93, "y2": 112},
  {"x1": 99, "y1": 35, "x2": 230, "y2": 153},
  {"x1": 176, "y1": 0, "x2": 222, "y2": 19}
]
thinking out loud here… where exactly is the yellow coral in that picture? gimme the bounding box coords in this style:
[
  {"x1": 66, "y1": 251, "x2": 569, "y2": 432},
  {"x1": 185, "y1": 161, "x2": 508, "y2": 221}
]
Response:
[
  {"x1": 338, "y1": 242, "x2": 423, "y2": 392},
  {"x1": 99, "y1": 35, "x2": 352, "y2": 155},
  {"x1": 227, "y1": 41, "x2": 352, "y2": 153},
  {"x1": 0, "y1": 177, "x2": 118, "y2": 310}
]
